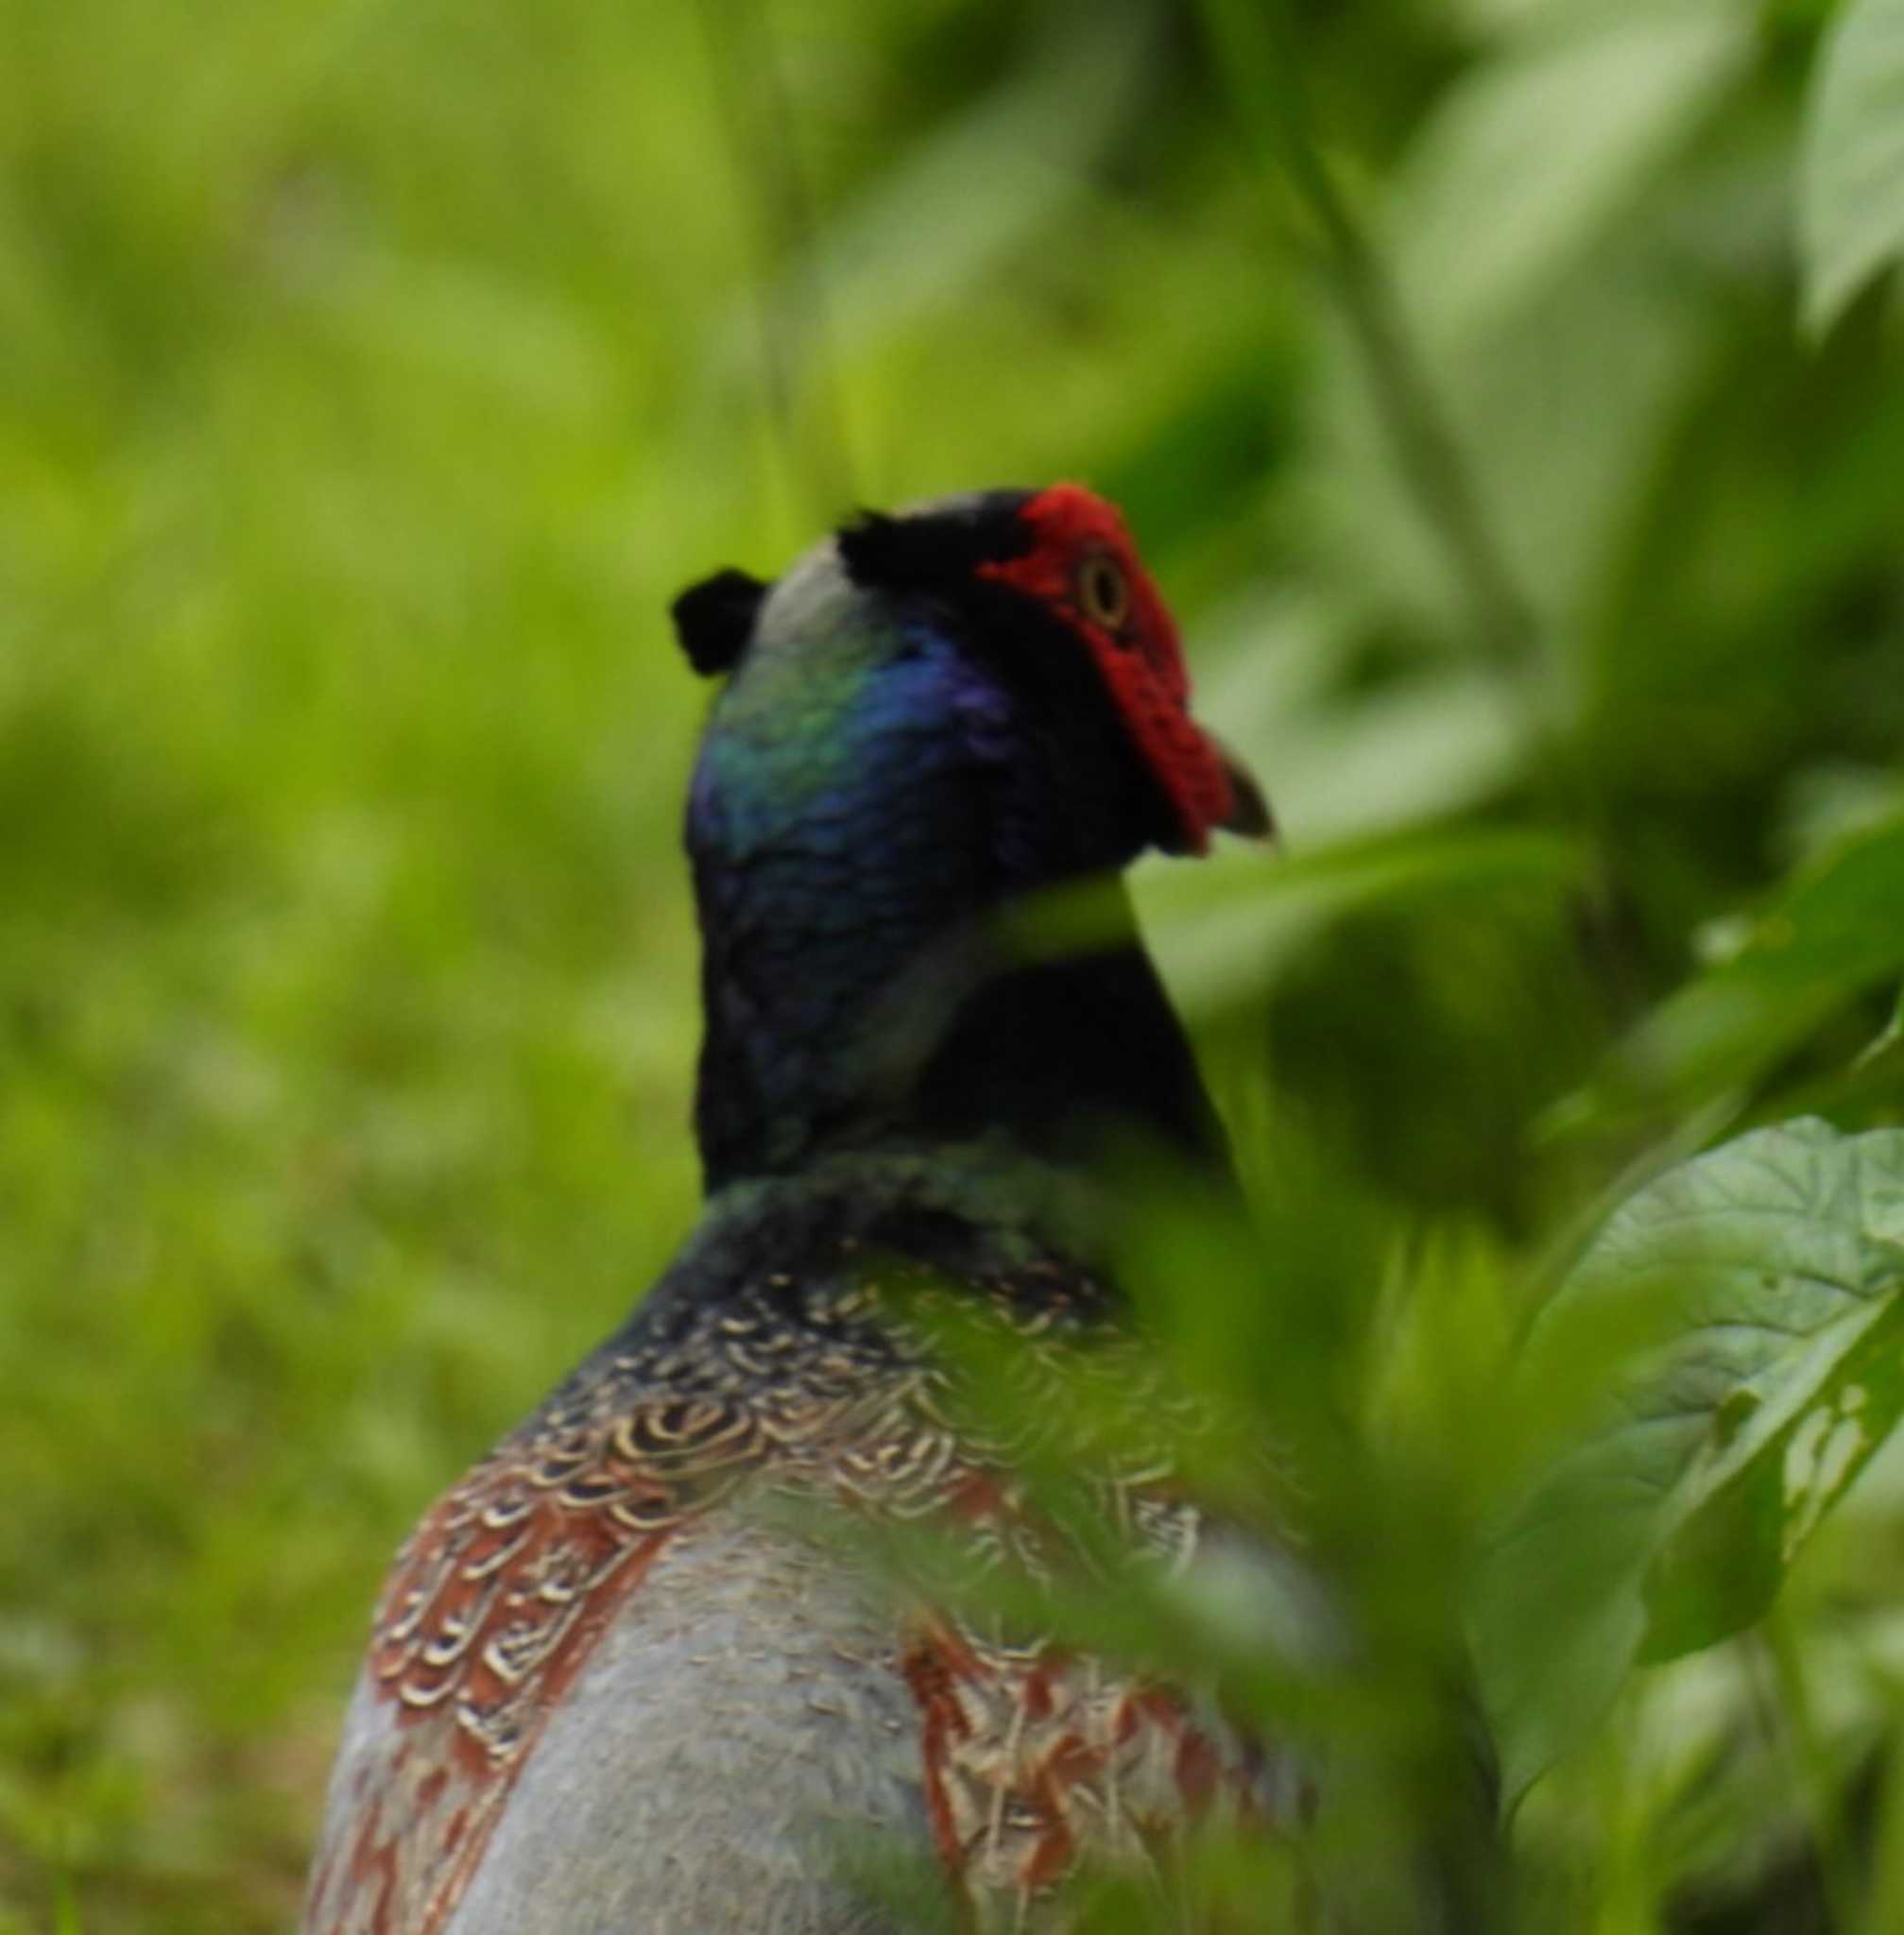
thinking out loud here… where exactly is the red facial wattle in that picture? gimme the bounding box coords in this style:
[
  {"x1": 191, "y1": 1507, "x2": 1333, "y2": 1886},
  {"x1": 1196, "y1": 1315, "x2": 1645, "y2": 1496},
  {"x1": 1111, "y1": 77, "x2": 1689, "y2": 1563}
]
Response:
[{"x1": 974, "y1": 483, "x2": 1266, "y2": 855}]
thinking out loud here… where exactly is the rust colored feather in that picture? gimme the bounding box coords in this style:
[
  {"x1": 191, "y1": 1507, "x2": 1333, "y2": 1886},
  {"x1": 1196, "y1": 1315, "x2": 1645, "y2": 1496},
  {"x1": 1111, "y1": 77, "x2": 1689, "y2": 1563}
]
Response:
[{"x1": 305, "y1": 1266, "x2": 1305, "y2": 1935}]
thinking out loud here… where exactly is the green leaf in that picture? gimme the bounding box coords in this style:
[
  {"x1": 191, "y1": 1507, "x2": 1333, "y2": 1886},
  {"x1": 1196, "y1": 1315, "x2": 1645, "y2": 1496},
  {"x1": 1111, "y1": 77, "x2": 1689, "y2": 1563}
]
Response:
[
  {"x1": 1476, "y1": 1119, "x2": 1904, "y2": 1803},
  {"x1": 1800, "y1": 0, "x2": 1904, "y2": 335},
  {"x1": 1573, "y1": 809, "x2": 1904, "y2": 1123},
  {"x1": 1132, "y1": 823, "x2": 1582, "y2": 1015},
  {"x1": 1393, "y1": 1, "x2": 1750, "y2": 345}
]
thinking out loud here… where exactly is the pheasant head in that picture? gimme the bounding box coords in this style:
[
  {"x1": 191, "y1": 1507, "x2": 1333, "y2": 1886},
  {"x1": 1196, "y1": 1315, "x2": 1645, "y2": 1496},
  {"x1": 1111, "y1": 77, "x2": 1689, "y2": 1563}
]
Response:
[{"x1": 671, "y1": 485, "x2": 1269, "y2": 1189}]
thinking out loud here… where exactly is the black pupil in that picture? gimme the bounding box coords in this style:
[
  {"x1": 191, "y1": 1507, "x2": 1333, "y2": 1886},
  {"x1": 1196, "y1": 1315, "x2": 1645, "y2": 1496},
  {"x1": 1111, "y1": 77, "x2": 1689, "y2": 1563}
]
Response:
[{"x1": 1086, "y1": 559, "x2": 1125, "y2": 625}]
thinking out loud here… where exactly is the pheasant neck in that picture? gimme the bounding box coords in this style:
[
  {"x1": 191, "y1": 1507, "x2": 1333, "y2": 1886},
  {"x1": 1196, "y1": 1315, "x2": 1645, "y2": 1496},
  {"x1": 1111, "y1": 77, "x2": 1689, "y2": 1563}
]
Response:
[{"x1": 692, "y1": 885, "x2": 1224, "y2": 1196}]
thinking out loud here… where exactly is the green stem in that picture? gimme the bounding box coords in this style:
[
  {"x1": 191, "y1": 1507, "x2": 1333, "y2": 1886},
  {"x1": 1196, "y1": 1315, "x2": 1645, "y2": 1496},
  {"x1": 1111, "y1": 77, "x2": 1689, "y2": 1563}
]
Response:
[
  {"x1": 1192, "y1": 0, "x2": 1641, "y2": 1020},
  {"x1": 1192, "y1": 0, "x2": 1535, "y2": 679},
  {"x1": 1759, "y1": 1614, "x2": 1862, "y2": 1932},
  {"x1": 695, "y1": 0, "x2": 855, "y2": 525}
]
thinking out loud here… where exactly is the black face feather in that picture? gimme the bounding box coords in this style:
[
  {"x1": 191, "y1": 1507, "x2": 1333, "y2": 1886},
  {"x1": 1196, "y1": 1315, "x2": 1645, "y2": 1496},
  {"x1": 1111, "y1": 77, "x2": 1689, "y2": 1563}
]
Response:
[
  {"x1": 671, "y1": 568, "x2": 769, "y2": 678},
  {"x1": 834, "y1": 487, "x2": 1186, "y2": 862},
  {"x1": 836, "y1": 490, "x2": 1035, "y2": 595}
]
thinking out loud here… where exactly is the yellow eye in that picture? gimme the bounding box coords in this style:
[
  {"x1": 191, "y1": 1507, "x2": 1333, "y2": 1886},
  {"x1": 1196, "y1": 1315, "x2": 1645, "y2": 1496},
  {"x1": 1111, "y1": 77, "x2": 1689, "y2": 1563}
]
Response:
[{"x1": 1075, "y1": 552, "x2": 1132, "y2": 632}]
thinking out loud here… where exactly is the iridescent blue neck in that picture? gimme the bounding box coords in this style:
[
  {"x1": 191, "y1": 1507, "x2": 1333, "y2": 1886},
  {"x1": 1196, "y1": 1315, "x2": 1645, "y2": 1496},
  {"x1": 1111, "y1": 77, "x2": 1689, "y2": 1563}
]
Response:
[{"x1": 686, "y1": 555, "x2": 1222, "y2": 1193}]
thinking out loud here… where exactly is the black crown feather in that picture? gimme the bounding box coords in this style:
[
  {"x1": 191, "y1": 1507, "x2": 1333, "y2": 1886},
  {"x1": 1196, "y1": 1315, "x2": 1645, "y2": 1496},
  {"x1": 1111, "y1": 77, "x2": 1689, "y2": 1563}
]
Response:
[{"x1": 836, "y1": 491, "x2": 1035, "y2": 595}]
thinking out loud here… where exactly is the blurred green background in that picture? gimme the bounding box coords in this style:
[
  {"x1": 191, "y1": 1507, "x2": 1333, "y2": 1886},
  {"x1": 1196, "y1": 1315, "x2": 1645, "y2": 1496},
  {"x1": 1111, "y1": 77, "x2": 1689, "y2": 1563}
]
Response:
[{"x1": 4, "y1": 0, "x2": 1903, "y2": 1927}]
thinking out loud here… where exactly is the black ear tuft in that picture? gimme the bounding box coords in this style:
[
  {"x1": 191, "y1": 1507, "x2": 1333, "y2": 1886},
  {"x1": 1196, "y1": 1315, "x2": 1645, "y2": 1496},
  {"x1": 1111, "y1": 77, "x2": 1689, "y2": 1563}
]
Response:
[{"x1": 671, "y1": 569, "x2": 767, "y2": 677}]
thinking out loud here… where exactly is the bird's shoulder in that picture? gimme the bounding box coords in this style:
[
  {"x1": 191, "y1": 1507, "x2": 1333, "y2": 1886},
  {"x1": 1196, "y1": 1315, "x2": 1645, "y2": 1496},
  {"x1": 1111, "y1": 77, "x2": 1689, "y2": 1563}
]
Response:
[{"x1": 301, "y1": 1200, "x2": 1114, "y2": 1927}]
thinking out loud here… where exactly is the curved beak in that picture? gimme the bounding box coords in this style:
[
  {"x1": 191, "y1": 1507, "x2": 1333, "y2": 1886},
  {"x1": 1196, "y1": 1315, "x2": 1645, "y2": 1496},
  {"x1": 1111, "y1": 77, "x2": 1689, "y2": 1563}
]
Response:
[{"x1": 1209, "y1": 731, "x2": 1277, "y2": 845}]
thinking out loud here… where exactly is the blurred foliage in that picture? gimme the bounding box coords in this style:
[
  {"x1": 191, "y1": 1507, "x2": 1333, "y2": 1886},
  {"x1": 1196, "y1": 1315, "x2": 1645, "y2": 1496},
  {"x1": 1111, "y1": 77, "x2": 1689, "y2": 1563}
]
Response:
[{"x1": 3, "y1": 0, "x2": 1904, "y2": 1928}]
